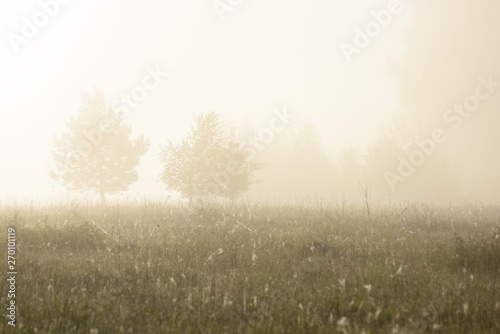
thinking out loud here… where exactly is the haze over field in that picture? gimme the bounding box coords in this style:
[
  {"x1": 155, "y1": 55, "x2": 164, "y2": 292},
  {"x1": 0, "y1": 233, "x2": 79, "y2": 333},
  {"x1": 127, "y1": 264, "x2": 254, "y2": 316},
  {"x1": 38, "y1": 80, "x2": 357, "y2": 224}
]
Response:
[
  {"x1": 2, "y1": 2, "x2": 500, "y2": 333},
  {"x1": 1, "y1": 0, "x2": 499, "y2": 204}
]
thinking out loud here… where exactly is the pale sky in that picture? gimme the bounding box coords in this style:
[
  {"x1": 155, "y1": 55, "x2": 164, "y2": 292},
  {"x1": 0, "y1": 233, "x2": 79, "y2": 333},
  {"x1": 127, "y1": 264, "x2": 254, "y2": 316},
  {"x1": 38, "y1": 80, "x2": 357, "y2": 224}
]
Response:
[{"x1": 0, "y1": 0, "x2": 409, "y2": 202}]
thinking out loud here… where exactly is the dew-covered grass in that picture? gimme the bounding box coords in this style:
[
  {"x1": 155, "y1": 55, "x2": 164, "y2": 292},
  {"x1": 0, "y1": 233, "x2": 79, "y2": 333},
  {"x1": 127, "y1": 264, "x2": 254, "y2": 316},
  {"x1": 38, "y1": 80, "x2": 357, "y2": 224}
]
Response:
[{"x1": 1, "y1": 201, "x2": 499, "y2": 333}]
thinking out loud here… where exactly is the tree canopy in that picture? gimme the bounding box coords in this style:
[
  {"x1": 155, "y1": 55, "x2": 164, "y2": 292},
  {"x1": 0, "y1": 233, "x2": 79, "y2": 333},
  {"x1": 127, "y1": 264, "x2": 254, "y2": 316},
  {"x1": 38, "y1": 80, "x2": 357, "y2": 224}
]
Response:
[
  {"x1": 159, "y1": 112, "x2": 260, "y2": 202},
  {"x1": 51, "y1": 88, "x2": 150, "y2": 205}
]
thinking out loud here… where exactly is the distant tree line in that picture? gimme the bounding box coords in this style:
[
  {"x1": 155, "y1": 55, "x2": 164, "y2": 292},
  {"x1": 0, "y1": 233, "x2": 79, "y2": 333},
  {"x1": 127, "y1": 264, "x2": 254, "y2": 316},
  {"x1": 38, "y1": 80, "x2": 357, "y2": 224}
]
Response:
[{"x1": 52, "y1": 88, "x2": 460, "y2": 205}]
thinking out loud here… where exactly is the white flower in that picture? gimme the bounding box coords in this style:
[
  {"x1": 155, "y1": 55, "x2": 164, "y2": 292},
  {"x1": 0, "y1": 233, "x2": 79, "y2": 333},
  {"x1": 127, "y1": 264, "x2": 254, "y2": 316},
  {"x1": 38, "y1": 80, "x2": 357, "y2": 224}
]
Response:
[{"x1": 337, "y1": 316, "x2": 349, "y2": 327}]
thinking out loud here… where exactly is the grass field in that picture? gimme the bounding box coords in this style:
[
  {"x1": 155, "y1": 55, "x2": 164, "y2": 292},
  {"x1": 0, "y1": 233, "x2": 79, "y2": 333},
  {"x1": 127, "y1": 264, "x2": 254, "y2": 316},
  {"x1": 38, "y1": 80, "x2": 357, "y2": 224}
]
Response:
[{"x1": 1, "y1": 201, "x2": 499, "y2": 333}]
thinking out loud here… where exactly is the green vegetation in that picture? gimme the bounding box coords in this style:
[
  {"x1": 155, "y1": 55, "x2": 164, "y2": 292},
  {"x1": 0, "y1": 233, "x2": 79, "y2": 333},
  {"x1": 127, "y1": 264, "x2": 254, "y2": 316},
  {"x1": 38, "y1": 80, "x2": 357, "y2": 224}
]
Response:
[{"x1": 1, "y1": 202, "x2": 499, "y2": 333}]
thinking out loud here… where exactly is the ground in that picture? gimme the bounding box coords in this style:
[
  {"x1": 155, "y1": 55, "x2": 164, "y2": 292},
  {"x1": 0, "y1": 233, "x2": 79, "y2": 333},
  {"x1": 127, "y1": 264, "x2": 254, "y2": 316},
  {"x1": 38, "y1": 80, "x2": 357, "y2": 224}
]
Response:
[{"x1": 1, "y1": 202, "x2": 499, "y2": 333}]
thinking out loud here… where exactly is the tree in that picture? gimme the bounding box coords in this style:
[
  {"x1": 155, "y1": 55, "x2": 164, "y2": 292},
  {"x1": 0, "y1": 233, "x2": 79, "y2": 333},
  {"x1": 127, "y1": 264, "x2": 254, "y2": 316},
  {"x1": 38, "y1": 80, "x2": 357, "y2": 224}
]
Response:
[
  {"x1": 365, "y1": 120, "x2": 460, "y2": 203},
  {"x1": 252, "y1": 122, "x2": 336, "y2": 200},
  {"x1": 289, "y1": 122, "x2": 337, "y2": 198},
  {"x1": 365, "y1": 131, "x2": 407, "y2": 201},
  {"x1": 338, "y1": 146, "x2": 363, "y2": 201},
  {"x1": 387, "y1": 0, "x2": 500, "y2": 200},
  {"x1": 51, "y1": 88, "x2": 150, "y2": 205},
  {"x1": 159, "y1": 112, "x2": 260, "y2": 202}
]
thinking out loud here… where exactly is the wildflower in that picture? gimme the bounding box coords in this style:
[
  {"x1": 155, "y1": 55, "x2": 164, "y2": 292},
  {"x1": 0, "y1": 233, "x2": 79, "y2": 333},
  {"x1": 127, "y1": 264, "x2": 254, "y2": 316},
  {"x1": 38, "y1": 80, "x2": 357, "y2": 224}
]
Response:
[
  {"x1": 463, "y1": 303, "x2": 469, "y2": 315},
  {"x1": 374, "y1": 307, "x2": 382, "y2": 320},
  {"x1": 337, "y1": 317, "x2": 349, "y2": 333}
]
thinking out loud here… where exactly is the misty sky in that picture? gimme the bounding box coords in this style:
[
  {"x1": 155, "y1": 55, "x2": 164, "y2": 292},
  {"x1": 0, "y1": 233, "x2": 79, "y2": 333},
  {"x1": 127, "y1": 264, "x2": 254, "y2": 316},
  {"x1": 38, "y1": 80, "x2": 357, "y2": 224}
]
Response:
[
  {"x1": 0, "y1": 0, "x2": 410, "y2": 201},
  {"x1": 4, "y1": 0, "x2": 499, "y2": 204}
]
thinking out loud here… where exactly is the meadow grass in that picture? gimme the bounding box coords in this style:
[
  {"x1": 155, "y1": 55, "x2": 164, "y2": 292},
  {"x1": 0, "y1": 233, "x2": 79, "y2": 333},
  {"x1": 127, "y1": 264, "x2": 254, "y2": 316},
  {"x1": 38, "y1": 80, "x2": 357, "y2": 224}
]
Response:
[{"x1": 0, "y1": 201, "x2": 499, "y2": 333}]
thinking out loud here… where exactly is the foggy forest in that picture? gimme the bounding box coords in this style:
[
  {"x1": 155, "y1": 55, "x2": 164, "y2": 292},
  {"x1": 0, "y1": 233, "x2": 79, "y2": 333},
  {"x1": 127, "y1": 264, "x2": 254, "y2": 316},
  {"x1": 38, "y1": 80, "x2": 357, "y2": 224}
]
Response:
[{"x1": 1, "y1": 0, "x2": 499, "y2": 333}]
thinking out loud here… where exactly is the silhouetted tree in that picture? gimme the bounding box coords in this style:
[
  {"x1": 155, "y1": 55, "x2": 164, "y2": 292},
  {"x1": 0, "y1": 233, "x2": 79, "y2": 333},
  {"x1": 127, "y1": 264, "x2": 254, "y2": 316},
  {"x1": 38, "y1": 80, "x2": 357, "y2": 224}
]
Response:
[
  {"x1": 292, "y1": 123, "x2": 336, "y2": 197},
  {"x1": 267, "y1": 122, "x2": 336, "y2": 200},
  {"x1": 338, "y1": 146, "x2": 363, "y2": 200},
  {"x1": 159, "y1": 112, "x2": 260, "y2": 203},
  {"x1": 387, "y1": 0, "x2": 500, "y2": 200},
  {"x1": 365, "y1": 121, "x2": 460, "y2": 202},
  {"x1": 51, "y1": 88, "x2": 150, "y2": 205},
  {"x1": 365, "y1": 132, "x2": 406, "y2": 201}
]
